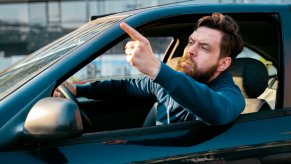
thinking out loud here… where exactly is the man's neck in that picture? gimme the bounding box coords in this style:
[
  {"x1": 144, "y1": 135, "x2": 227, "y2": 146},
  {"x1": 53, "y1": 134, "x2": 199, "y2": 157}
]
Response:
[{"x1": 206, "y1": 71, "x2": 223, "y2": 83}]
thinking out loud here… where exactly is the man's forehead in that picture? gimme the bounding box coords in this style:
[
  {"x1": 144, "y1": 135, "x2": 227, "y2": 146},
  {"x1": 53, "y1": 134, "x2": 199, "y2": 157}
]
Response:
[{"x1": 190, "y1": 26, "x2": 223, "y2": 44}]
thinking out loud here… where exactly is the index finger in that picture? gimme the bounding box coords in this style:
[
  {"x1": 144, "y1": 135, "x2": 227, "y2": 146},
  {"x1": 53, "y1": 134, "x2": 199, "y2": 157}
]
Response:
[{"x1": 120, "y1": 22, "x2": 146, "y2": 42}]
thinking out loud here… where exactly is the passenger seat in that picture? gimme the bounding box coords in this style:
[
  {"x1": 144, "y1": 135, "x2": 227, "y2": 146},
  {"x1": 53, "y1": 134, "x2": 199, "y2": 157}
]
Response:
[{"x1": 228, "y1": 58, "x2": 271, "y2": 114}]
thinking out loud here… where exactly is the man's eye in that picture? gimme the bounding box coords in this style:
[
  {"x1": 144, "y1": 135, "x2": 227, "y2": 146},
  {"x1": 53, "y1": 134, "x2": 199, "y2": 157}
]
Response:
[
  {"x1": 202, "y1": 46, "x2": 208, "y2": 50},
  {"x1": 188, "y1": 41, "x2": 194, "y2": 45}
]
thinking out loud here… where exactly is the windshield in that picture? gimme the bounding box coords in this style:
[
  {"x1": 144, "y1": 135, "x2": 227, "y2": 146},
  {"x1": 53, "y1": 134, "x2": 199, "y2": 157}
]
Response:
[{"x1": 0, "y1": 15, "x2": 125, "y2": 100}]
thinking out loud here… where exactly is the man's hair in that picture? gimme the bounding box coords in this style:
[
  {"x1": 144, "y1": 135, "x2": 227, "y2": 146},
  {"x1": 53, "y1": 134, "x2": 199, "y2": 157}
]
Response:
[{"x1": 195, "y1": 13, "x2": 244, "y2": 61}]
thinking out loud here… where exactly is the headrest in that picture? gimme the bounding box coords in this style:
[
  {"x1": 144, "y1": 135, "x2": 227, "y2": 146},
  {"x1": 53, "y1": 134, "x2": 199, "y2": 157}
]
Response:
[{"x1": 229, "y1": 58, "x2": 269, "y2": 98}]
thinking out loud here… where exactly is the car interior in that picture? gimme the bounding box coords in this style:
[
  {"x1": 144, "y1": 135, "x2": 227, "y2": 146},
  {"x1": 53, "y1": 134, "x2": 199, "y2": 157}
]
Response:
[{"x1": 69, "y1": 13, "x2": 281, "y2": 133}]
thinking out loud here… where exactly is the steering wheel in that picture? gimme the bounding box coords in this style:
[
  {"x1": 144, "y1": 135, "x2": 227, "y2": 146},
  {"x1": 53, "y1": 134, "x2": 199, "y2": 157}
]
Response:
[{"x1": 57, "y1": 84, "x2": 95, "y2": 132}]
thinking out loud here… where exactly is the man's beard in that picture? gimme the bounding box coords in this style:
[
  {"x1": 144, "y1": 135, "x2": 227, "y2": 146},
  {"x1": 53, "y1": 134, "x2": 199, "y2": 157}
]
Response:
[{"x1": 175, "y1": 56, "x2": 218, "y2": 83}]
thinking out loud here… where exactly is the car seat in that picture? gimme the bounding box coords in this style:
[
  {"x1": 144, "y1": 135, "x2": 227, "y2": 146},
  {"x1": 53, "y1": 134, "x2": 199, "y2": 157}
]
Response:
[{"x1": 228, "y1": 57, "x2": 271, "y2": 113}]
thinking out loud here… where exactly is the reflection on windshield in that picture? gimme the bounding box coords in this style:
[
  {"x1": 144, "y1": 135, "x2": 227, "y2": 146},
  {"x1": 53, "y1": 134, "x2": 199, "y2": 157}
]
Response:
[
  {"x1": 0, "y1": 16, "x2": 124, "y2": 100},
  {"x1": 15, "y1": 43, "x2": 80, "y2": 70}
]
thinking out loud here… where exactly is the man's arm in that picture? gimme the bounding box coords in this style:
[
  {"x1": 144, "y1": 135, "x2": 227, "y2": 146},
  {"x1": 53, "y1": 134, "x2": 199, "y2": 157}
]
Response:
[
  {"x1": 120, "y1": 22, "x2": 161, "y2": 79},
  {"x1": 76, "y1": 78, "x2": 157, "y2": 100},
  {"x1": 154, "y1": 63, "x2": 245, "y2": 125}
]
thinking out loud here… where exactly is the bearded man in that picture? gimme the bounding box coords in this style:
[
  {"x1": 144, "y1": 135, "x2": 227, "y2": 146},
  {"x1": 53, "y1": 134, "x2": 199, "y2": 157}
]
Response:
[{"x1": 54, "y1": 13, "x2": 245, "y2": 126}]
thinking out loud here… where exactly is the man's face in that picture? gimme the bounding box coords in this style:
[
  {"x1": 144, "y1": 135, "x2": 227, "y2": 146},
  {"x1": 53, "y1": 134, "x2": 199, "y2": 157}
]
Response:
[{"x1": 176, "y1": 26, "x2": 223, "y2": 83}]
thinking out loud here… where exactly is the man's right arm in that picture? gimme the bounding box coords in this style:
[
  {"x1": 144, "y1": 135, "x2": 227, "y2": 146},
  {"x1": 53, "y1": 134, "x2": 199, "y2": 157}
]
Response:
[{"x1": 76, "y1": 78, "x2": 157, "y2": 100}]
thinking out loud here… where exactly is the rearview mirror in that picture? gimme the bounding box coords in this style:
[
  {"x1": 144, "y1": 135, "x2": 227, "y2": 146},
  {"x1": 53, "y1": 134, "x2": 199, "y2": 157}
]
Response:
[{"x1": 23, "y1": 97, "x2": 83, "y2": 140}]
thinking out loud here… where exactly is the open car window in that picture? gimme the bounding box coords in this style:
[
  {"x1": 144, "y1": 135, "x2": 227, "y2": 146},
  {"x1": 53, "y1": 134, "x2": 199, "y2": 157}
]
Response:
[
  {"x1": 63, "y1": 12, "x2": 281, "y2": 134},
  {"x1": 69, "y1": 37, "x2": 173, "y2": 82}
]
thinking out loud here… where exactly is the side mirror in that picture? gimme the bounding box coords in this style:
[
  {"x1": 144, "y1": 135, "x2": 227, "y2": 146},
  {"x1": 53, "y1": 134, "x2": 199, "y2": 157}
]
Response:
[{"x1": 23, "y1": 97, "x2": 83, "y2": 140}]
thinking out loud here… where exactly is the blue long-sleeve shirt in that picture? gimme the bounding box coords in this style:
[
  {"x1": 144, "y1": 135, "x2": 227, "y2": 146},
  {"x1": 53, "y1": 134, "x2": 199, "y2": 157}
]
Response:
[{"x1": 77, "y1": 62, "x2": 245, "y2": 125}]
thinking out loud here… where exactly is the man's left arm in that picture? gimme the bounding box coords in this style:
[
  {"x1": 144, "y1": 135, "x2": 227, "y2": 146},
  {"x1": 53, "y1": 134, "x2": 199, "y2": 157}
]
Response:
[{"x1": 154, "y1": 63, "x2": 245, "y2": 125}]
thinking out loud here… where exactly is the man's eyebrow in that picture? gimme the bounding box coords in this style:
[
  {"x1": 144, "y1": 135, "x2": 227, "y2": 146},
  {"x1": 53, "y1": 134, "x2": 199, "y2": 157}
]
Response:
[
  {"x1": 200, "y1": 42, "x2": 211, "y2": 46},
  {"x1": 188, "y1": 36, "x2": 212, "y2": 48}
]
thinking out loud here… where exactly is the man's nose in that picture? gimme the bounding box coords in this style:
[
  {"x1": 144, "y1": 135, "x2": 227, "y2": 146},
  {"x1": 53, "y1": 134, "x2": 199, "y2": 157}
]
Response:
[{"x1": 188, "y1": 43, "x2": 198, "y2": 57}]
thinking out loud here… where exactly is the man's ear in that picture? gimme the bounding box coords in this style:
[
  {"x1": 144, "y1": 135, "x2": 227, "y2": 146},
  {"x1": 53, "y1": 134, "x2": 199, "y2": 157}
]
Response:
[{"x1": 217, "y1": 57, "x2": 232, "y2": 72}]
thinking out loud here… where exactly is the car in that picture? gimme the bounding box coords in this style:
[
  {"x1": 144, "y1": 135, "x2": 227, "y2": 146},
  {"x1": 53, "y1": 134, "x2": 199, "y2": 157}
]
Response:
[{"x1": 0, "y1": 2, "x2": 291, "y2": 163}]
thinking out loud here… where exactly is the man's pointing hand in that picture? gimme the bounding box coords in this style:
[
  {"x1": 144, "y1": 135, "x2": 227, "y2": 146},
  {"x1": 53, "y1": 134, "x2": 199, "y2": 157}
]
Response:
[{"x1": 120, "y1": 22, "x2": 161, "y2": 79}]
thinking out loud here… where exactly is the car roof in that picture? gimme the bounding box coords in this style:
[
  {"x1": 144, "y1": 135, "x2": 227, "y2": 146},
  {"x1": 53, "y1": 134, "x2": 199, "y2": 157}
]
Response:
[{"x1": 97, "y1": 3, "x2": 290, "y2": 18}]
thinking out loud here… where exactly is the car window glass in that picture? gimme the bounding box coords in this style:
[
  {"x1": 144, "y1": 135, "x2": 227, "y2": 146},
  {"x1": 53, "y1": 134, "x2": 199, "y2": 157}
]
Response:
[
  {"x1": 0, "y1": 16, "x2": 124, "y2": 100},
  {"x1": 69, "y1": 37, "x2": 173, "y2": 82}
]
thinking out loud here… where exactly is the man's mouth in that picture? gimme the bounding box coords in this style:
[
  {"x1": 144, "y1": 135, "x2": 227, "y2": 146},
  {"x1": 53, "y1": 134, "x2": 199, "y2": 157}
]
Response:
[
  {"x1": 179, "y1": 60, "x2": 195, "y2": 75},
  {"x1": 182, "y1": 60, "x2": 194, "y2": 69}
]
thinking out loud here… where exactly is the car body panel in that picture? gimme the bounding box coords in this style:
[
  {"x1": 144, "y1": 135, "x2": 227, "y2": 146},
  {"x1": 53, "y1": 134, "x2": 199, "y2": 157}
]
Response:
[{"x1": 1, "y1": 113, "x2": 291, "y2": 163}]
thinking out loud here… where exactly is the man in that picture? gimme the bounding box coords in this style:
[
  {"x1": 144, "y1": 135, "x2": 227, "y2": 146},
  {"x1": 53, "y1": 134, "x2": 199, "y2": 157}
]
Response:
[{"x1": 54, "y1": 13, "x2": 245, "y2": 126}]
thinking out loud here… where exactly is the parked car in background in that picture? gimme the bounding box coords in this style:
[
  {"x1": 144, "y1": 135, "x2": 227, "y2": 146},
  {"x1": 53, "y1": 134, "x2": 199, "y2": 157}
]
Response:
[{"x1": 0, "y1": 2, "x2": 291, "y2": 163}]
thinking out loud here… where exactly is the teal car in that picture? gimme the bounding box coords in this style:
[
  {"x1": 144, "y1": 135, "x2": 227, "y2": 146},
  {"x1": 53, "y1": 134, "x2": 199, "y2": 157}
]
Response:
[{"x1": 0, "y1": 3, "x2": 291, "y2": 163}]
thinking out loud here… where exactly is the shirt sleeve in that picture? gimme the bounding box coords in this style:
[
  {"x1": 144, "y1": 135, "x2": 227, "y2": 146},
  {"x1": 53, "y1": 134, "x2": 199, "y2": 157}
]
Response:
[
  {"x1": 76, "y1": 77, "x2": 157, "y2": 100},
  {"x1": 154, "y1": 62, "x2": 245, "y2": 125}
]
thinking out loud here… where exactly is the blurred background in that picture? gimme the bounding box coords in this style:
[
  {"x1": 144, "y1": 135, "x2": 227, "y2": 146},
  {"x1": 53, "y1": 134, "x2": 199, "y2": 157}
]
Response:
[{"x1": 0, "y1": 0, "x2": 290, "y2": 71}]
